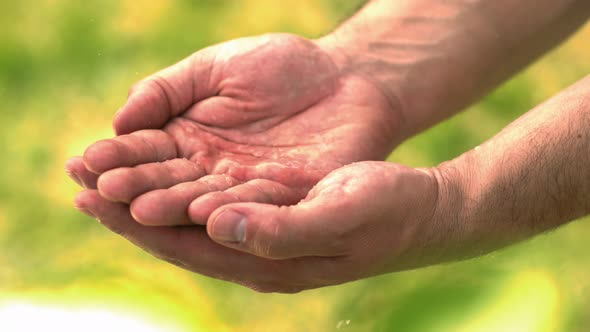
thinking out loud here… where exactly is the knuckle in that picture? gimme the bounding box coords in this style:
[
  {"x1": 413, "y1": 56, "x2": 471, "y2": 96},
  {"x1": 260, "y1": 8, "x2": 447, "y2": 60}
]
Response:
[
  {"x1": 84, "y1": 139, "x2": 107, "y2": 156},
  {"x1": 91, "y1": 139, "x2": 125, "y2": 161},
  {"x1": 130, "y1": 75, "x2": 177, "y2": 116},
  {"x1": 149, "y1": 75, "x2": 178, "y2": 110}
]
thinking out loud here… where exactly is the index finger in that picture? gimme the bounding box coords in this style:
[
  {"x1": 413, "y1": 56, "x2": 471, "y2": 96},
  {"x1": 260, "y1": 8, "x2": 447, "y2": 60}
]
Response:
[
  {"x1": 114, "y1": 52, "x2": 215, "y2": 135},
  {"x1": 83, "y1": 130, "x2": 177, "y2": 174}
]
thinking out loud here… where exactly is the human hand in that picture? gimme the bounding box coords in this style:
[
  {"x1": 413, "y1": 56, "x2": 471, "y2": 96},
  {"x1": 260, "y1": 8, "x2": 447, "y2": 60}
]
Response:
[
  {"x1": 74, "y1": 161, "x2": 449, "y2": 292},
  {"x1": 67, "y1": 33, "x2": 401, "y2": 226}
]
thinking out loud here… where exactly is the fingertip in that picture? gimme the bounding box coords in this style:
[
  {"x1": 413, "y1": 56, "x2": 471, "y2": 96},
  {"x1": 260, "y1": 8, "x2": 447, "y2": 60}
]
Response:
[
  {"x1": 112, "y1": 108, "x2": 127, "y2": 136},
  {"x1": 73, "y1": 191, "x2": 86, "y2": 210},
  {"x1": 83, "y1": 140, "x2": 118, "y2": 174},
  {"x1": 188, "y1": 200, "x2": 207, "y2": 225},
  {"x1": 65, "y1": 159, "x2": 83, "y2": 187},
  {"x1": 188, "y1": 192, "x2": 234, "y2": 225},
  {"x1": 206, "y1": 202, "x2": 261, "y2": 234},
  {"x1": 67, "y1": 156, "x2": 102, "y2": 189},
  {"x1": 129, "y1": 206, "x2": 146, "y2": 226},
  {"x1": 97, "y1": 173, "x2": 110, "y2": 199},
  {"x1": 205, "y1": 205, "x2": 228, "y2": 236},
  {"x1": 207, "y1": 202, "x2": 263, "y2": 225},
  {"x1": 129, "y1": 197, "x2": 151, "y2": 226},
  {"x1": 75, "y1": 189, "x2": 95, "y2": 206},
  {"x1": 130, "y1": 191, "x2": 168, "y2": 226},
  {"x1": 112, "y1": 96, "x2": 138, "y2": 136},
  {"x1": 206, "y1": 204, "x2": 225, "y2": 224},
  {"x1": 112, "y1": 106, "x2": 139, "y2": 136},
  {"x1": 65, "y1": 156, "x2": 82, "y2": 172},
  {"x1": 112, "y1": 88, "x2": 170, "y2": 135},
  {"x1": 74, "y1": 190, "x2": 98, "y2": 218},
  {"x1": 206, "y1": 203, "x2": 298, "y2": 258},
  {"x1": 97, "y1": 171, "x2": 127, "y2": 202},
  {"x1": 65, "y1": 156, "x2": 84, "y2": 178}
]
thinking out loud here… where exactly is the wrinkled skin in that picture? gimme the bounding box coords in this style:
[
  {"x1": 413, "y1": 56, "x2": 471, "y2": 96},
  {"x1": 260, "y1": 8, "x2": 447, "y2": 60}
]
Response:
[
  {"x1": 74, "y1": 162, "x2": 441, "y2": 293},
  {"x1": 66, "y1": 34, "x2": 417, "y2": 293},
  {"x1": 68, "y1": 33, "x2": 400, "y2": 226}
]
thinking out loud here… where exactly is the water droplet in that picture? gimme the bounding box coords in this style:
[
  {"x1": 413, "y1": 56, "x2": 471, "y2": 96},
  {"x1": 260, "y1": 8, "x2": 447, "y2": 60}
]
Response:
[{"x1": 336, "y1": 319, "x2": 351, "y2": 329}]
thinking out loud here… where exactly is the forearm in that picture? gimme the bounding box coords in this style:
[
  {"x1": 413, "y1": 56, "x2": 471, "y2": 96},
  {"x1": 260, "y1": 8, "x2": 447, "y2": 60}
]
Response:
[
  {"x1": 318, "y1": 0, "x2": 590, "y2": 141},
  {"x1": 435, "y1": 75, "x2": 590, "y2": 259}
]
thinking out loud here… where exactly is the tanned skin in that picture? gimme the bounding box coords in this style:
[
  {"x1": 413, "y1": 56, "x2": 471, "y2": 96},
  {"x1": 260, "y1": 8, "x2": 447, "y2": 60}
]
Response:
[{"x1": 67, "y1": 0, "x2": 590, "y2": 292}]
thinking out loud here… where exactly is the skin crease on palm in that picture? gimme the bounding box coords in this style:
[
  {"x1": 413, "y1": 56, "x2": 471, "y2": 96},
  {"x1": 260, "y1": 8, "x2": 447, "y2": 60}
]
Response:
[
  {"x1": 69, "y1": 34, "x2": 399, "y2": 227},
  {"x1": 65, "y1": 0, "x2": 590, "y2": 293},
  {"x1": 65, "y1": 34, "x2": 413, "y2": 292}
]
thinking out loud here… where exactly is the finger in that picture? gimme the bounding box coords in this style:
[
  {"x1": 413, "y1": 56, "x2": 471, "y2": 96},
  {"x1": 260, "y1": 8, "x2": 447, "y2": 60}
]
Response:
[
  {"x1": 83, "y1": 130, "x2": 177, "y2": 174},
  {"x1": 130, "y1": 175, "x2": 242, "y2": 226},
  {"x1": 65, "y1": 156, "x2": 99, "y2": 189},
  {"x1": 74, "y1": 190, "x2": 305, "y2": 290},
  {"x1": 114, "y1": 53, "x2": 215, "y2": 135},
  {"x1": 97, "y1": 158, "x2": 206, "y2": 203},
  {"x1": 188, "y1": 179, "x2": 303, "y2": 225},
  {"x1": 206, "y1": 197, "x2": 347, "y2": 260}
]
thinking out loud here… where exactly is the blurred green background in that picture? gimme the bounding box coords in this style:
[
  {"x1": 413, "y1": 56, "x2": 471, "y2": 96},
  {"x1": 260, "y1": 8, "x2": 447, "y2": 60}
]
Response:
[{"x1": 1, "y1": 1, "x2": 589, "y2": 331}]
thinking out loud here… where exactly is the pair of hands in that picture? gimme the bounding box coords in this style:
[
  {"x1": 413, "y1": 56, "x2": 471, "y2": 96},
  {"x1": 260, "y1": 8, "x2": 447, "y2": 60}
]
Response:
[{"x1": 67, "y1": 34, "x2": 447, "y2": 292}]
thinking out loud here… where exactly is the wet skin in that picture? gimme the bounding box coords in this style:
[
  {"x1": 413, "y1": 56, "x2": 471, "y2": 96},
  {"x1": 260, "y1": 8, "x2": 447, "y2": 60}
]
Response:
[{"x1": 68, "y1": 33, "x2": 400, "y2": 227}]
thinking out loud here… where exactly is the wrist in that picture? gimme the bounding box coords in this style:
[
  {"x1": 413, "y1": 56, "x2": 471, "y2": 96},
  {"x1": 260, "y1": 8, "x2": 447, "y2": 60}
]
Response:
[
  {"x1": 429, "y1": 149, "x2": 531, "y2": 261},
  {"x1": 425, "y1": 151, "x2": 509, "y2": 262},
  {"x1": 314, "y1": 33, "x2": 353, "y2": 73},
  {"x1": 315, "y1": 33, "x2": 411, "y2": 143}
]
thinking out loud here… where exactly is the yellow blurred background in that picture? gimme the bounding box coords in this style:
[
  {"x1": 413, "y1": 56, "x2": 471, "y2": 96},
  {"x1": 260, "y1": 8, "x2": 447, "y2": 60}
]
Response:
[{"x1": 0, "y1": 1, "x2": 589, "y2": 331}]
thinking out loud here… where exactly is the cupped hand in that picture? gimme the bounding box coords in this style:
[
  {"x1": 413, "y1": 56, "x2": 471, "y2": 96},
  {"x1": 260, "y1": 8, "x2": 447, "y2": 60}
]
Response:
[
  {"x1": 68, "y1": 33, "x2": 401, "y2": 226},
  {"x1": 75, "y1": 161, "x2": 450, "y2": 293}
]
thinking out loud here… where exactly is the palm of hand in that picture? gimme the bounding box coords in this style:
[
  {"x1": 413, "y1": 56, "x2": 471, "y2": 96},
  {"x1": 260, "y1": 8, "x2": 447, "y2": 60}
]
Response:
[{"x1": 79, "y1": 34, "x2": 398, "y2": 226}]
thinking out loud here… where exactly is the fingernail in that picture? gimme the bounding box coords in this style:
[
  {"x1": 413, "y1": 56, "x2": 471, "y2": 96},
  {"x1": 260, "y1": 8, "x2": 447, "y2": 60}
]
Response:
[
  {"x1": 211, "y1": 210, "x2": 246, "y2": 243},
  {"x1": 66, "y1": 170, "x2": 83, "y2": 187}
]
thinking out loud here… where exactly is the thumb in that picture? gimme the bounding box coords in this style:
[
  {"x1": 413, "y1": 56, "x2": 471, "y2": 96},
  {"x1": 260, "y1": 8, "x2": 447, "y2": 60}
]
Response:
[
  {"x1": 114, "y1": 52, "x2": 215, "y2": 135},
  {"x1": 207, "y1": 199, "x2": 347, "y2": 260}
]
